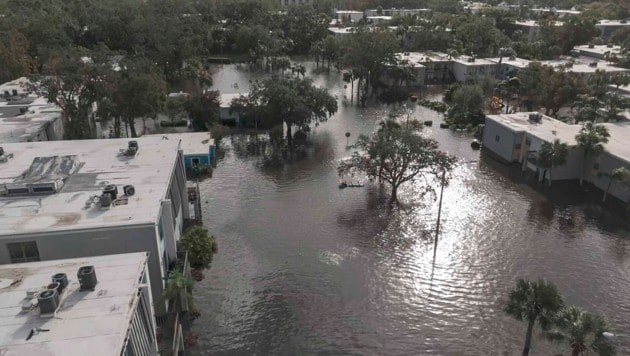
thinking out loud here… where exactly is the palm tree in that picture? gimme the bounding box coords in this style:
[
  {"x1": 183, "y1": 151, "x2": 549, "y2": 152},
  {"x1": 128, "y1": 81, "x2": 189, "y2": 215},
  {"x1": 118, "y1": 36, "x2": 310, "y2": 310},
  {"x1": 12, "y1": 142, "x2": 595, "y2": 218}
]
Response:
[
  {"x1": 575, "y1": 122, "x2": 610, "y2": 186},
  {"x1": 505, "y1": 278, "x2": 564, "y2": 356},
  {"x1": 496, "y1": 47, "x2": 517, "y2": 79},
  {"x1": 545, "y1": 306, "x2": 616, "y2": 356},
  {"x1": 602, "y1": 167, "x2": 630, "y2": 202},
  {"x1": 498, "y1": 77, "x2": 522, "y2": 114},
  {"x1": 572, "y1": 94, "x2": 603, "y2": 123},
  {"x1": 537, "y1": 139, "x2": 569, "y2": 186}
]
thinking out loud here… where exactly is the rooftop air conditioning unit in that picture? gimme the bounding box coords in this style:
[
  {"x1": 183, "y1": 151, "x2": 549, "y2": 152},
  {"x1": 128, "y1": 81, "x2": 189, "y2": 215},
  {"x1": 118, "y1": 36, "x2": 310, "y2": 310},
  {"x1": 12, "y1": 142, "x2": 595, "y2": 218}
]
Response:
[
  {"x1": 3, "y1": 90, "x2": 9, "y2": 97},
  {"x1": 123, "y1": 185, "x2": 135, "y2": 196},
  {"x1": 588, "y1": 43, "x2": 595, "y2": 48},
  {"x1": 589, "y1": 62, "x2": 598, "y2": 67},
  {"x1": 11, "y1": 89, "x2": 18, "y2": 96},
  {"x1": 127, "y1": 140, "x2": 138, "y2": 156},
  {"x1": 103, "y1": 184, "x2": 118, "y2": 200},
  {"x1": 607, "y1": 43, "x2": 613, "y2": 48},
  {"x1": 52, "y1": 273, "x2": 68, "y2": 295},
  {"x1": 99, "y1": 193, "x2": 112, "y2": 208},
  {"x1": 78, "y1": 266, "x2": 97, "y2": 291},
  {"x1": 38, "y1": 289, "x2": 58, "y2": 315}
]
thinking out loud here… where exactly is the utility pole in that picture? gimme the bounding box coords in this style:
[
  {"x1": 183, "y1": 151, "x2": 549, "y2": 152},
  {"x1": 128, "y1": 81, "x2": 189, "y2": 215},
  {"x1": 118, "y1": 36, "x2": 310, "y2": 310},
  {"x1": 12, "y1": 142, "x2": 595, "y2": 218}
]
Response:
[{"x1": 434, "y1": 169, "x2": 446, "y2": 258}]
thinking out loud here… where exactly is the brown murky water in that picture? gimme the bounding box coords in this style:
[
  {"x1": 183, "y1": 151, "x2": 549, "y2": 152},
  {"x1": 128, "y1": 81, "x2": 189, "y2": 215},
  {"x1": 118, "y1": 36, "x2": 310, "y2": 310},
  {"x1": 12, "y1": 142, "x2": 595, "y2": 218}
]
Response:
[{"x1": 191, "y1": 62, "x2": 630, "y2": 355}]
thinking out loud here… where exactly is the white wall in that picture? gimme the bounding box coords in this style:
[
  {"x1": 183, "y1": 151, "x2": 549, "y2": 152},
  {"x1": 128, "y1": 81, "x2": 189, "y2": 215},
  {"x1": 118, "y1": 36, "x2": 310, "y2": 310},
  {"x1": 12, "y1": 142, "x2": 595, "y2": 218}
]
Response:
[{"x1": 482, "y1": 119, "x2": 518, "y2": 162}]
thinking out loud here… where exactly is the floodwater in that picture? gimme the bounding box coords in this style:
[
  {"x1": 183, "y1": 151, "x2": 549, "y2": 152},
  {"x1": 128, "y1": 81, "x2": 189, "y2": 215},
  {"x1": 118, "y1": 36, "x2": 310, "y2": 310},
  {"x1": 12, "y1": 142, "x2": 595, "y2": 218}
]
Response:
[{"x1": 190, "y1": 62, "x2": 630, "y2": 355}]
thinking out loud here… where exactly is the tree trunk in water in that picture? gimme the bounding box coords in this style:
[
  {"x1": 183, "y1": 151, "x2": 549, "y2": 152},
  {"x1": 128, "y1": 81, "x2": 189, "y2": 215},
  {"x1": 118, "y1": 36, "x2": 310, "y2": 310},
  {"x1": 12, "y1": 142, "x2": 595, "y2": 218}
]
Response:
[
  {"x1": 580, "y1": 152, "x2": 587, "y2": 186},
  {"x1": 389, "y1": 185, "x2": 398, "y2": 206},
  {"x1": 522, "y1": 320, "x2": 535, "y2": 356},
  {"x1": 548, "y1": 168, "x2": 553, "y2": 186},
  {"x1": 286, "y1": 123, "x2": 292, "y2": 147},
  {"x1": 541, "y1": 169, "x2": 547, "y2": 184},
  {"x1": 350, "y1": 80, "x2": 354, "y2": 104},
  {"x1": 603, "y1": 178, "x2": 613, "y2": 202},
  {"x1": 127, "y1": 118, "x2": 137, "y2": 138}
]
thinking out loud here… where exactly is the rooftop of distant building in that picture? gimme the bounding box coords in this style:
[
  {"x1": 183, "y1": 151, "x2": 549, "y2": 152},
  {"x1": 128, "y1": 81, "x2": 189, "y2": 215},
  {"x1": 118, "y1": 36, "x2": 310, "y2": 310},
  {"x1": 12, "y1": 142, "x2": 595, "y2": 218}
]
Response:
[
  {"x1": 0, "y1": 78, "x2": 62, "y2": 143},
  {"x1": 0, "y1": 252, "x2": 147, "y2": 356},
  {"x1": 597, "y1": 20, "x2": 630, "y2": 26},
  {"x1": 574, "y1": 44, "x2": 622, "y2": 57},
  {"x1": 0, "y1": 136, "x2": 183, "y2": 236},
  {"x1": 149, "y1": 132, "x2": 214, "y2": 156},
  {"x1": 514, "y1": 20, "x2": 564, "y2": 27},
  {"x1": 487, "y1": 112, "x2": 630, "y2": 162}
]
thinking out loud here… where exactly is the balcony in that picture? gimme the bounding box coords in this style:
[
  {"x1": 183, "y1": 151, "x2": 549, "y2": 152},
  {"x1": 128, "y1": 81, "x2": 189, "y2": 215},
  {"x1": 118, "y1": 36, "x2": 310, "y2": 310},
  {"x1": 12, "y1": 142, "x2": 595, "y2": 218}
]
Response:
[{"x1": 156, "y1": 312, "x2": 184, "y2": 356}]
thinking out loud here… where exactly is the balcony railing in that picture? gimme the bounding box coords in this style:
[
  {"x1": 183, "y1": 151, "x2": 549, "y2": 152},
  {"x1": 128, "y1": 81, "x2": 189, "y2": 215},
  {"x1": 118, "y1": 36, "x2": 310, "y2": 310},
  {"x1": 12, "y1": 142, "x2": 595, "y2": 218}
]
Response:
[{"x1": 156, "y1": 312, "x2": 184, "y2": 356}]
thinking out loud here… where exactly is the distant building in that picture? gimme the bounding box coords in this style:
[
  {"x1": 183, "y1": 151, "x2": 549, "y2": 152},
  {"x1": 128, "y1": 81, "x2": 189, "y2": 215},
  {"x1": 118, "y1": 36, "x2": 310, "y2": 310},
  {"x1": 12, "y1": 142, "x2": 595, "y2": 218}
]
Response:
[
  {"x1": 451, "y1": 55, "x2": 497, "y2": 82},
  {"x1": 513, "y1": 20, "x2": 563, "y2": 42},
  {"x1": 0, "y1": 78, "x2": 63, "y2": 143},
  {"x1": 596, "y1": 20, "x2": 630, "y2": 40},
  {"x1": 219, "y1": 93, "x2": 247, "y2": 127},
  {"x1": 538, "y1": 58, "x2": 629, "y2": 79},
  {"x1": 574, "y1": 44, "x2": 622, "y2": 61},
  {"x1": 488, "y1": 56, "x2": 531, "y2": 79},
  {"x1": 335, "y1": 10, "x2": 363, "y2": 23},
  {"x1": 279, "y1": 0, "x2": 311, "y2": 6},
  {"x1": 0, "y1": 137, "x2": 196, "y2": 313},
  {"x1": 364, "y1": 8, "x2": 431, "y2": 17},
  {"x1": 530, "y1": 8, "x2": 581, "y2": 18},
  {"x1": 366, "y1": 16, "x2": 392, "y2": 24},
  {"x1": 0, "y1": 252, "x2": 177, "y2": 356},
  {"x1": 152, "y1": 132, "x2": 216, "y2": 169},
  {"x1": 483, "y1": 112, "x2": 630, "y2": 203}
]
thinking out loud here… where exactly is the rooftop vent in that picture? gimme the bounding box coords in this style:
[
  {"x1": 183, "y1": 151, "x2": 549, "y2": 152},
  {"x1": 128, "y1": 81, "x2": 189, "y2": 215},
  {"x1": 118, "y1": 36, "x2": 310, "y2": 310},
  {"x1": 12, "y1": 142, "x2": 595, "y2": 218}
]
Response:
[
  {"x1": 467, "y1": 57, "x2": 476, "y2": 63},
  {"x1": 589, "y1": 62, "x2": 598, "y2": 67},
  {"x1": 78, "y1": 266, "x2": 97, "y2": 291},
  {"x1": 528, "y1": 113, "x2": 543, "y2": 123},
  {"x1": 123, "y1": 184, "x2": 135, "y2": 196},
  {"x1": 3, "y1": 90, "x2": 9, "y2": 97},
  {"x1": 12, "y1": 89, "x2": 18, "y2": 96}
]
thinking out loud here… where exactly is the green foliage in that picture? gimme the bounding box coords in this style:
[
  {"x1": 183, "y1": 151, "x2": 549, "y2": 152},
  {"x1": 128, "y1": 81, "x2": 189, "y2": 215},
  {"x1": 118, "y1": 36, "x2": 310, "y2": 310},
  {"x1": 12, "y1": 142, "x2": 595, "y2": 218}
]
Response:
[
  {"x1": 576, "y1": 122, "x2": 610, "y2": 158},
  {"x1": 545, "y1": 306, "x2": 616, "y2": 356},
  {"x1": 163, "y1": 268, "x2": 194, "y2": 312},
  {"x1": 184, "y1": 91, "x2": 221, "y2": 131},
  {"x1": 338, "y1": 119, "x2": 455, "y2": 205},
  {"x1": 455, "y1": 16, "x2": 509, "y2": 57},
  {"x1": 237, "y1": 75, "x2": 337, "y2": 135},
  {"x1": 538, "y1": 139, "x2": 569, "y2": 186},
  {"x1": 505, "y1": 278, "x2": 565, "y2": 356},
  {"x1": 180, "y1": 226, "x2": 217, "y2": 270},
  {"x1": 446, "y1": 84, "x2": 485, "y2": 128},
  {"x1": 418, "y1": 100, "x2": 449, "y2": 113},
  {"x1": 187, "y1": 163, "x2": 213, "y2": 179}
]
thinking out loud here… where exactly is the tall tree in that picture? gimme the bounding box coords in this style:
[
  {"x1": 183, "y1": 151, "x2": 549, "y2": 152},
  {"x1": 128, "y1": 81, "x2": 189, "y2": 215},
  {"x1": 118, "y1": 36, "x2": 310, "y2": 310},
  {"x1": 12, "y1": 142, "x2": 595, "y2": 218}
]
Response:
[
  {"x1": 242, "y1": 76, "x2": 337, "y2": 144},
  {"x1": 546, "y1": 306, "x2": 616, "y2": 356},
  {"x1": 575, "y1": 122, "x2": 610, "y2": 186},
  {"x1": 184, "y1": 91, "x2": 221, "y2": 132},
  {"x1": 505, "y1": 278, "x2": 564, "y2": 356},
  {"x1": 572, "y1": 94, "x2": 603, "y2": 123},
  {"x1": 537, "y1": 139, "x2": 569, "y2": 186},
  {"x1": 338, "y1": 119, "x2": 455, "y2": 205}
]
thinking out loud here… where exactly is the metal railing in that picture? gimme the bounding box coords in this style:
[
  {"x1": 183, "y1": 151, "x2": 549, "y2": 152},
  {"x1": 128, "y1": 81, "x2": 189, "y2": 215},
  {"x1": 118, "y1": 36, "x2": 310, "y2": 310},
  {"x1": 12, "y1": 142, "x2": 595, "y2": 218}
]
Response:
[{"x1": 156, "y1": 312, "x2": 184, "y2": 356}]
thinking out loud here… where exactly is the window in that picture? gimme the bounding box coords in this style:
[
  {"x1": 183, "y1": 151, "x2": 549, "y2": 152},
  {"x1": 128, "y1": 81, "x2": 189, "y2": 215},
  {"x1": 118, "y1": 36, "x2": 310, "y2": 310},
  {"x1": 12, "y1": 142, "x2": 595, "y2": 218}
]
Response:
[
  {"x1": 495, "y1": 135, "x2": 500, "y2": 142},
  {"x1": 525, "y1": 138, "x2": 531, "y2": 146},
  {"x1": 593, "y1": 162, "x2": 600, "y2": 170},
  {"x1": 515, "y1": 143, "x2": 522, "y2": 149},
  {"x1": 7, "y1": 242, "x2": 40, "y2": 263},
  {"x1": 192, "y1": 158, "x2": 200, "y2": 166}
]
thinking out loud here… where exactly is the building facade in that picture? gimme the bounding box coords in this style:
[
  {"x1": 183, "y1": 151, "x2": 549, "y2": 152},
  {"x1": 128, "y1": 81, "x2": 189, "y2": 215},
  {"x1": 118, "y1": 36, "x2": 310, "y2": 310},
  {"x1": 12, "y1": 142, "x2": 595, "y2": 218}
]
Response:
[
  {"x1": 0, "y1": 137, "x2": 194, "y2": 313},
  {"x1": 0, "y1": 253, "x2": 170, "y2": 356}
]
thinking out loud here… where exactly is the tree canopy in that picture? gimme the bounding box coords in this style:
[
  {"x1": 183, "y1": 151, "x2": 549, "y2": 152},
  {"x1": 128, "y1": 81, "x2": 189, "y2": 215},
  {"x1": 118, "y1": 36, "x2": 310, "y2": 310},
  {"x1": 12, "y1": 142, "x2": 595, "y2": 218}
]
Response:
[{"x1": 338, "y1": 119, "x2": 455, "y2": 205}]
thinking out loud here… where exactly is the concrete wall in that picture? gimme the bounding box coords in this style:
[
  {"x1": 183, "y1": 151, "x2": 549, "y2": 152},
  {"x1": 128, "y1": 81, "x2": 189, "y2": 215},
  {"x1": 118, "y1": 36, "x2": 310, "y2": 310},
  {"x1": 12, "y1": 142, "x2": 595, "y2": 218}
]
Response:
[
  {"x1": 527, "y1": 135, "x2": 583, "y2": 181},
  {"x1": 482, "y1": 119, "x2": 518, "y2": 162},
  {"x1": 592, "y1": 152, "x2": 630, "y2": 203},
  {"x1": 452, "y1": 62, "x2": 496, "y2": 82}
]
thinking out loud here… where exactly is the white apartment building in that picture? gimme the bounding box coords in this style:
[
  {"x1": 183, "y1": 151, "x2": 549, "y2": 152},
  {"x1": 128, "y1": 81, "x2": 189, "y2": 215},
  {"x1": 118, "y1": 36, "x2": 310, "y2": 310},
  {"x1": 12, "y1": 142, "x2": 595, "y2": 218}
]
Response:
[
  {"x1": 0, "y1": 253, "x2": 175, "y2": 356},
  {"x1": 483, "y1": 112, "x2": 630, "y2": 203},
  {"x1": 364, "y1": 8, "x2": 431, "y2": 17},
  {"x1": 335, "y1": 10, "x2": 363, "y2": 23},
  {"x1": 0, "y1": 136, "x2": 193, "y2": 312},
  {"x1": 596, "y1": 20, "x2": 630, "y2": 40},
  {"x1": 0, "y1": 78, "x2": 63, "y2": 143},
  {"x1": 513, "y1": 20, "x2": 563, "y2": 42}
]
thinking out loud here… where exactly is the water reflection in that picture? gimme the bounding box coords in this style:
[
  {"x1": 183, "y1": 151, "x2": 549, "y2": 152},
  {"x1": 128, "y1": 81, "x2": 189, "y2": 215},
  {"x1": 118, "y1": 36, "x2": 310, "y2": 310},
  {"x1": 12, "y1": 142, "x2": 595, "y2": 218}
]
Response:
[{"x1": 190, "y1": 61, "x2": 630, "y2": 355}]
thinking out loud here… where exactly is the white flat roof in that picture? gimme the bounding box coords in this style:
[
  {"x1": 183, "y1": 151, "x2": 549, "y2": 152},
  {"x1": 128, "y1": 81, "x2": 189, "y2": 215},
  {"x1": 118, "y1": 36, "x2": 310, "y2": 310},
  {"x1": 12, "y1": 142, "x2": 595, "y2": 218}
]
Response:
[
  {"x1": 366, "y1": 16, "x2": 392, "y2": 20},
  {"x1": 575, "y1": 45, "x2": 622, "y2": 57},
  {"x1": 335, "y1": 10, "x2": 362, "y2": 14},
  {"x1": 488, "y1": 57, "x2": 531, "y2": 68},
  {"x1": 0, "y1": 78, "x2": 32, "y2": 96},
  {"x1": 487, "y1": 112, "x2": 630, "y2": 163},
  {"x1": 539, "y1": 59, "x2": 629, "y2": 74},
  {"x1": 452, "y1": 56, "x2": 496, "y2": 66},
  {"x1": 0, "y1": 136, "x2": 182, "y2": 236},
  {"x1": 328, "y1": 27, "x2": 355, "y2": 34},
  {"x1": 597, "y1": 20, "x2": 630, "y2": 26},
  {"x1": 514, "y1": 20, "x2": 564, "y2": 27},
  {"x1": 531, "y1": 8, "x2": 581, "y2": 14},
  {"x1": 148, "y1": 132, "x2": 214, "y2": 156},
  {"x1": 0, "y1": 252, "x2": 147, "y2": 356}
]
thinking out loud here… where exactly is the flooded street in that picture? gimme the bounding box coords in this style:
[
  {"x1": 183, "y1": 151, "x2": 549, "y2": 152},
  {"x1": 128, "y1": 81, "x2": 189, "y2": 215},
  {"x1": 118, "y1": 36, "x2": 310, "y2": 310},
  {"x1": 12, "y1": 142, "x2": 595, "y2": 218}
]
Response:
[{"x1": 190, "y1": 62, "x2": 630, "y2": 355}]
